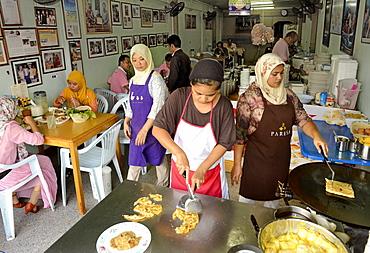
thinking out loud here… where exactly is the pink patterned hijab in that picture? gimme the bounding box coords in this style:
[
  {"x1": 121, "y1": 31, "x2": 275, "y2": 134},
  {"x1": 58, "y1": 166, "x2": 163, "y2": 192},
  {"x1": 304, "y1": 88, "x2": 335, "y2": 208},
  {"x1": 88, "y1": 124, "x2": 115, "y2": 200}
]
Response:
[{"x1": 0, "y1": 97, "x2": 28, "y2": 160}]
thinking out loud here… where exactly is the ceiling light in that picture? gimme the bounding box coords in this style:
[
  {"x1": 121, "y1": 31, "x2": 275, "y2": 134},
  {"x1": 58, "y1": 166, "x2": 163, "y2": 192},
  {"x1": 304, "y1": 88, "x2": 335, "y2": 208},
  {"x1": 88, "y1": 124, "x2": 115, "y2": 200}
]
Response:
[
  {"x1": 252, "y1": 6, "x2": 274, "y2": 10},
  {"x1": 251, "y1": 1, "x2": 273, "y2": 5}
]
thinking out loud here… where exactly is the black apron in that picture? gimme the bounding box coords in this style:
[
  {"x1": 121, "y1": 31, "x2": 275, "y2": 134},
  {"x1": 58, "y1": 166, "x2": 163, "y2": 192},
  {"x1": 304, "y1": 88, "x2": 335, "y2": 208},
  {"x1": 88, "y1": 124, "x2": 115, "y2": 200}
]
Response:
[{"x1": 240, "y1": 95, "x2": 295, "y2": 201}]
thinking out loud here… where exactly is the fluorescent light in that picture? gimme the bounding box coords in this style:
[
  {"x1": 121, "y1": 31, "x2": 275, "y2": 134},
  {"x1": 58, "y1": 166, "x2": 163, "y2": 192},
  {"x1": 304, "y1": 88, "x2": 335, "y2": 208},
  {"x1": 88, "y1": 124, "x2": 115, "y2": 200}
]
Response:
[
  {"x1": 252, "y1": 6, "x2": 274, "y2": 10},
  {"x1": 251, "y1": 1, "x2": 273, "y2": 5}
]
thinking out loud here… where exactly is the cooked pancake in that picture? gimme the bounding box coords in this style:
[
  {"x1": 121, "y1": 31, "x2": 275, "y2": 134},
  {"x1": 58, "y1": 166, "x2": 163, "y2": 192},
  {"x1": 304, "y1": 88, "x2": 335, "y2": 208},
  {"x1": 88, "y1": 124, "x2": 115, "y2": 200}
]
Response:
[
  {"x1": 172, "y1": 208, "x2": 199, "y2": 235},
  {"x1": 133, "y1": 197, "x2": 152, "y2": 206},
  {"x1": 149, "y1": 193, "x2": 162, "y2": 201},
  {"x1": 110, "y1": 231, "x2": 141, "y2": 250},
  {"x1": 123, "y1": 214, "x2": 148, "y2": 222},
  {"x1": 325, "y1": 178, "x2": 354, "y2": 198}
]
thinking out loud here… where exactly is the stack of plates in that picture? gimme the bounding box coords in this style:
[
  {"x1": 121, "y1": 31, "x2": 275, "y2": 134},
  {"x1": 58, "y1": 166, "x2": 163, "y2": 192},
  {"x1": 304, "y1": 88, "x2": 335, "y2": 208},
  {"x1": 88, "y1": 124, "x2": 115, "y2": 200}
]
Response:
[{"x1": 306, "y1": 71, "x2": 331, "y2": 96}]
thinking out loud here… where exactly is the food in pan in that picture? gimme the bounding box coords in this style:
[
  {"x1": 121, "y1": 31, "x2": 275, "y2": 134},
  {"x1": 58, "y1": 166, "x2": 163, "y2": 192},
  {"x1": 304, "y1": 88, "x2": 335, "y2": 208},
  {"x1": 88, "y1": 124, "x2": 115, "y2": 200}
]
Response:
[
  {"x1": 133, "y1": 204, "x2": 162, "y2": 217},
  {"x1": 133, "y1": 197, "x2": 152, "y2": 206},
  {"x1": 123, "y1": 194, "x2": 163, "y2": 222},
  {"x1": 172, "y1": 208, "x2": 199, "y2": 235},
  {"x1": 325, "y1": 178, "x2": 354, "y2": 198},
  {"x1": 264, "y1": 227, "x2": 338, "y2": 253},
  {"x1": 149, "y1": 193, "x2": 162, "y2": 201},
  {"x1": 123, "y1": 214, "x2": 148, "y2": 222},
  {"x1": 110, "y1": 231, "x2": 142, "y2": 250},
  {"x1": 344, "y1": 113, "x2": 366, "y2": 119}
]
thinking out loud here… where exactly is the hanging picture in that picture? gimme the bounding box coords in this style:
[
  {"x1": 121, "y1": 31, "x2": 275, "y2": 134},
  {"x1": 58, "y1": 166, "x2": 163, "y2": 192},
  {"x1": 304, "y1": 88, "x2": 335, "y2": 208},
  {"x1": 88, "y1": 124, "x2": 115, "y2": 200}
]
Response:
[
  {"x1": 87, "y1": 38, "x2": 104, "y2": 58},
  {"x1": 153, "y1": 10, "x2": 160, "y2": 23},
  {"x1": 38, "y1": 28, "x2": 59, "y2": 48},
  {"x1": 149, "y1": 34, "x2": 156, "y2": 47},
  {"x1": 185, "y1": 15, "x2": 196, "y2": 29},
  {"x1": 62, "y1": 0, "x2": 82, "y2": 39},
  {"x1": 121, "y1": 36, "x2": 132, "y2": 52},
  {"x1": 141, "y1": 8, "x2": 153, "y2": 27},
  {"x1": 205, "y1": 20, "x2": 213, "y2": 30},
  {"x1": 11, "y1": 58, "x2": 42, "y2": 87},
  {"x1": 156, "y1": 33, "x2": 163, "y2": 46},
  {"x1": 104, "y1": 36, "x2": 118, "y2": 55},
  {"x1": 34, "y1": 7, "x2": 57, "y2": 27},
  {"x1": 83, "y1": 0, "x2": 112, "y2": 34},
  {"x1": 122, "y1": 3, "x2": 133, "y2": 29},
  {"x1": 340, "y1": 0, "x2": 359, "y2": 55},
  {"x1": 140, "y1": 35, "x2": 148, "y2": 46},
  {"x1": 361, "y1": 0, "x2": 370, "y2": 43},
  {"x1": 0, "y1": 39, "x2": 8, "y2": 66},
  {"x1": 41, "y1": 48, "x2": 66, "y2": 74},
  {"x1": 322, "y1": 0, "x2": 332, "y2": 47},
  {"x1": 132, "y1": 5, "x2": 140, "y2": 18},
  {"x1": 68, "y1": 41, "x2": 84, "y2": 72},
  {"x1": 133, "y1": 35, "x2": 140, "y2": 45},
  {"x1": 159, "y1": 10, "x2": 166, "y2": 23},
  {"x1": 163, "y1": 33, "x2": 169, "y2": 45},
  {"x1": 330, "y1": 0, "x2": 344, "y2": 34},
  {"x1": 111, "y1": 1, "x2": 121, "y2": 25},
  {"x1": 0, "y1": 0, "x2": 22, "y2": 26},
  {"x1": 3, "y1": 28, "x2": 40, "y2": 59}
]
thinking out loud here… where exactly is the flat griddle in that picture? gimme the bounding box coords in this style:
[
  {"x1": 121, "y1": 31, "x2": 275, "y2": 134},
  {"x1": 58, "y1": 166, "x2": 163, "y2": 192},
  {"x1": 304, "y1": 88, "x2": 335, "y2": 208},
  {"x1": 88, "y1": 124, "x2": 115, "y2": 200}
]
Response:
[{"x1": 289, "y1": 162, "x2": 370, "y2": 228}]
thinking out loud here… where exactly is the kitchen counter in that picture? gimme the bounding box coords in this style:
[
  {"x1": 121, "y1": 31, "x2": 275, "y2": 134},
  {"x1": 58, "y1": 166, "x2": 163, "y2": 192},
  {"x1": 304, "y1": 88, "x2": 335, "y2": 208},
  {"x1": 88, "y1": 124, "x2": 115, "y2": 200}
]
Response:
[{"x1": 46, "y1": 180, "x2": 275, "y2": 252}]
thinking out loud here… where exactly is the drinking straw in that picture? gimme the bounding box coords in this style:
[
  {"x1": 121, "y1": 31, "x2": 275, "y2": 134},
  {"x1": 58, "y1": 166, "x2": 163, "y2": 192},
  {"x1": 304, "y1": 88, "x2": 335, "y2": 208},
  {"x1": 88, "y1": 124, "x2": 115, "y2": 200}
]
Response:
[{"x1": 71, "y1": 96, "x2": 76, "y2": 108}]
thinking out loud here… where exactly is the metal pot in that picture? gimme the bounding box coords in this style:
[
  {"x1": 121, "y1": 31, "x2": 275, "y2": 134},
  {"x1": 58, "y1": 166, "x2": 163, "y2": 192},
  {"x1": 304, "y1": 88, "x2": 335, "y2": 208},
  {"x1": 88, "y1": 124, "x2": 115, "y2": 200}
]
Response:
[
  {"x1": 348, "y1": 138, "x2": 359, "y2": 153},
  {"x1": 358, "y1": 143, "x2": 370, "y2": 160},
  {"x1": 258, "y1": 219, "x2": 349, "y2": 252},
  {"x1": 335, "y1": 135, "x2": 349, "y2": 151},
  {"x1": 274, "y1": 206, "x2": 317, "y2": 223}
]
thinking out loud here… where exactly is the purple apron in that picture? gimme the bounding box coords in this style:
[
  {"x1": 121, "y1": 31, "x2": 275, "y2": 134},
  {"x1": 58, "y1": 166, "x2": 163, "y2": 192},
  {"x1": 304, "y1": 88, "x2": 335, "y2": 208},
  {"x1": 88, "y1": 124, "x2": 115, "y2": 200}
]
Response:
[{"x1": 128, "y1": 71, "x2": 166, "y2": 167}]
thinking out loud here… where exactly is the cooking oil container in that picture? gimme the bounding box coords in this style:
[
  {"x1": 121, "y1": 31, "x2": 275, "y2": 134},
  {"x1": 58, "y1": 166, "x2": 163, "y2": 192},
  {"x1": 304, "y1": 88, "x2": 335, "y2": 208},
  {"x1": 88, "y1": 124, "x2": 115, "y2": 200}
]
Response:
[{"x1": 33, "y1": 91, "x2": 48, "y2": 114}]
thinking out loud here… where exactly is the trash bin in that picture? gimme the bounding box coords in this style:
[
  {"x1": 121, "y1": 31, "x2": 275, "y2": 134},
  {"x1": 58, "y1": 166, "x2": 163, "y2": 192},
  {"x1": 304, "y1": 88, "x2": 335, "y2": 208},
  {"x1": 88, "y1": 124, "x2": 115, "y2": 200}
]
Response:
[{"x1": 90, "y1": 166, "x2": 112, "y2": 200}]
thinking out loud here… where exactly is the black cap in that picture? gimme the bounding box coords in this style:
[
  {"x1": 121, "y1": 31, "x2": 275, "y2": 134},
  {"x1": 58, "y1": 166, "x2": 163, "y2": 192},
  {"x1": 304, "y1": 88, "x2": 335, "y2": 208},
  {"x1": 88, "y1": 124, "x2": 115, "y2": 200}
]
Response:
[{"x1": 189, "y1": 59, "x2": 224, "y2": 83}]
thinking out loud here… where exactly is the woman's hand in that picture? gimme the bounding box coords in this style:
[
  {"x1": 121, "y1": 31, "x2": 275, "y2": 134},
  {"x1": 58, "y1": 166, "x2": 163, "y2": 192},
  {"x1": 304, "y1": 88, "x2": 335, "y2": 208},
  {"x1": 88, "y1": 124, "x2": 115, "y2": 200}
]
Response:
[
  {"x1": 70, "y1": 97, "x2": 82, "y2": 107},
  {"x1": 314, "y1": 136, "x2": 329, "y2": 156},
  {"x1": 55, "y1": 95, "x2": 66, "y2": 105},
  {"x1": 231, "y1": 163, "x2": 243, "y2": 186},
  {"x1": 135, "y1": 128, "x2": 148, "y2": 146},
  {"x1": 23, "y1": 116, "x2": 39, "y2": 133},
  {"x1": 123, "y1": 120, "x2": 131, "y2": 140}
]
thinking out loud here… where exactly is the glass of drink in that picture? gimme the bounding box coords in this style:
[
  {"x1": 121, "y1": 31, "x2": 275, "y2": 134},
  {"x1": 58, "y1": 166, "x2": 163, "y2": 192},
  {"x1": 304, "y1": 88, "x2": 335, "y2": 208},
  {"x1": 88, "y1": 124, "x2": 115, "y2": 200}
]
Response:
[{"x1": 47, "y1": 115, "x2": 56, "y2": 129}]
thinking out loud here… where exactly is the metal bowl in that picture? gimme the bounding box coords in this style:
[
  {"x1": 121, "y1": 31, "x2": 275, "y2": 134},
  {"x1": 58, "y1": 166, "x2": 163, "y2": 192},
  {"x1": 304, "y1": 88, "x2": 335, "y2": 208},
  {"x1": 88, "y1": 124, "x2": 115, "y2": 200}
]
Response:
[
  {"x1": 335, "y1": 135, "x2": 349, "y2": 151},
  {"x1": 258, "y1": 219, "x2": 349, "y2": 252},
  {"x1": 274, "y1": 206, "x2": 317, "y2": 223},
  {"x1": 227, "y1": 244, "x2": 262, "y2": 253},
  {"x1": 358, "y1": 143, "x2": 370, "y2": 160}
]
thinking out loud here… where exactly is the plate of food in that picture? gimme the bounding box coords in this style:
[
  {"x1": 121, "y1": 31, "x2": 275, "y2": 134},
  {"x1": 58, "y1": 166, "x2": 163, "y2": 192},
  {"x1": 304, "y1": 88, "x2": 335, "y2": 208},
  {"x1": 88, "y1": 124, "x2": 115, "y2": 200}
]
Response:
[
  {"x1": 96, "y1": 222, "x2": 151, "y2": 253},
  {"x1": 49, "y1": 107, "x2": 67, "y2": 115},
  {"x1": 34, "y1": 116, "x2": 47, "y2": 124},
  {"x1": 55, "y1": 115, "x2": 70, "y2": 124}
]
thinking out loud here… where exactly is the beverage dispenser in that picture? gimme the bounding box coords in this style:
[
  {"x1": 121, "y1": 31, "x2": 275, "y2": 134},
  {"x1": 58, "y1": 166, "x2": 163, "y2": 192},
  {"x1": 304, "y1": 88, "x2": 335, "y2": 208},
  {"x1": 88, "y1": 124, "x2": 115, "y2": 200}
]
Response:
[{"x1": 33, "y1": 91, "x2": 48, "y2": 115}]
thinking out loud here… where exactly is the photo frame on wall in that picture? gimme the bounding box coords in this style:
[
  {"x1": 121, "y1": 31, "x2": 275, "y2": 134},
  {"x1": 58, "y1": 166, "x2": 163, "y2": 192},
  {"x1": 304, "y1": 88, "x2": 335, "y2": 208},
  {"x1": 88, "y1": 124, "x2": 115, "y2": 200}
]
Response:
[
  {"x1": 153, "y1": 10, "x2": 160, "y2": 23},
  {"x1": 87, "y1": 38, "x2": 104, "y2": 58},
  {"x1": 38, "y1": 28, "x2": 59, "y2": 48},
  {"x1": 141, "y1": 8, "x2": 153, "y2": 27},
  {"x1": 121, "y1": 36, "x2": 132, "y2": 52},
  {"x1": 163, "y1": 33, "x2": 169, "y2": 45},
  {"x1": 340, "y1": 0, "x2": 359, "y2": 55},
  {"x1": 111, "y1": 1, "x2": 121, "y2": 25},
  {"x1": 0, "y1": 39, "x2": 9, "y2": 66},
  {"x1": 132, "y1": 5, "x2": 140, "y2": 18},
  {"x1": 140, "y1": 35, "x2": 149, "y2": 46},
  {"x1": 104, "y1": 36, "x2": 118, "y2": 55},
  {"x1": 62, "y1": 0, "x2": 81, "y2": 39},
  {"x1": 330, "y1": 0, "x2": 344, "y2": 35},
  {"x1": 156, "y1": 34, "x2": 163, "y2": 46},
  {"x1": 122, "y1": 2, "x2": 133, "y2": 29},
  {"x1": 41, "y1": 48, "x2": 66, "y2": 74},
  {"x1": 159, "y1": 10, "x2": 166, "y2": 23},
  {"x1": 34, "y1": 7, "x2": 57, "y2": 27},
  {"x1": 185, "y1": 14, "x2": 196, "y2": 29},
  {"x1": 68, "y1": 41, "x2": 83, "y2": 72},
  {"x1": 133, "y1": 35, "x2": 140, "y2": 45},
  {"x1": 11, "y1": 57, "x2": 42, "y2": 87},
  {"x1": 361, "y1": 0, "x2": 370, "y2": 43},
  {"x1": 83, "y1": 0, "x2": 112, "y2": 34},
  {"x1": 4, "y1": 28, "x2": 40, "y2": 59},
  {"x1": 149, "y1": 34, "x2": 156, "y2": 47},
  {"x1": 0, "y1": 0, "x2": 22, "y2": 26},
  {"x1": 322, "y1": 0, "x2": 332, "y2": 47}
]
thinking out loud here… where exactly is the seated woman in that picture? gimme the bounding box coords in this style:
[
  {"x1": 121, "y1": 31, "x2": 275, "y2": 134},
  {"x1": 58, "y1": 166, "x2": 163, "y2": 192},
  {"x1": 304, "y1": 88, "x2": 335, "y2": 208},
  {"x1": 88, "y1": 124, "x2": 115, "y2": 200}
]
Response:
[
  {"x1": 53, "y1": 70, "x2": 98, "y2": 112},
  {"x1": 0, "y1": 97, "x2": 57, "y2": 213}
]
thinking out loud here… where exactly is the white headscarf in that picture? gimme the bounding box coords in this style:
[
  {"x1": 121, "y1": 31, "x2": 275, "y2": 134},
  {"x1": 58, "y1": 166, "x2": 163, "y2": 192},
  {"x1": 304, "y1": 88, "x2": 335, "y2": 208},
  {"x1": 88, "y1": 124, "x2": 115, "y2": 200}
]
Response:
[
  {"x1": 255, "y1": 53, "x2": 287, "y2": 105},
  {"x1": 130, "y1": 44, "x2": 154, "y2": 85}
]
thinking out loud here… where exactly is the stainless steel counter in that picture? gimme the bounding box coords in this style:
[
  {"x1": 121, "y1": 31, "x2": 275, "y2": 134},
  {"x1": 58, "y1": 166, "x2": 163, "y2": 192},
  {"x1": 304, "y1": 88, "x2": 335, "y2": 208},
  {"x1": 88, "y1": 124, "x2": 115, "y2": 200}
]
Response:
[{"x1": 46, "y1": 180, "x2": 275, "y2": 252}]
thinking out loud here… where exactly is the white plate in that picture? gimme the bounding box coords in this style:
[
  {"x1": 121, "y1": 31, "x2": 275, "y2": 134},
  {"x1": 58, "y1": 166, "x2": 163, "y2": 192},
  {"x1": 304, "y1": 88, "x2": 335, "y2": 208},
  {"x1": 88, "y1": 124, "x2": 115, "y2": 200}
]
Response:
[
  {"x1": 34, "y1": 116, "x2": 47, "y2": 123},
  {"x1": 55, "y1": 115, "x2": 70, "y2": 124},
  {"x1": 48, "y1": 107, "x2": 67, "y2": 116},
  {"x1": 96, "y1": 222, "x2": 151, "y2": 253}
]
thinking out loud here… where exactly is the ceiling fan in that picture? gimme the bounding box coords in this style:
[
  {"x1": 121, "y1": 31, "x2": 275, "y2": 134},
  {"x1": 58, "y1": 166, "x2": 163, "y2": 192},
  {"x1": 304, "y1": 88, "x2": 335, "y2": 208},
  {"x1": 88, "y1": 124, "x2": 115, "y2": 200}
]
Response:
[
  {"x1": 33, "y1": 0, "x2": 60, "y2": 5},
  {"x1": 165, "y1": 1, "x2": 185, "y2": 17},
  {"x1": 299, "y1": 0, "x2": 323, "y2": 14}
]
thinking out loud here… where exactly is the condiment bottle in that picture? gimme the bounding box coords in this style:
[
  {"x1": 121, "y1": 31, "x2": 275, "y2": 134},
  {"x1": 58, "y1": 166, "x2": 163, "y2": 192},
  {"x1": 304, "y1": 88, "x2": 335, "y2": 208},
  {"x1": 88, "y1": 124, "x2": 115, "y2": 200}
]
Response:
[{"x1": 326, "y1": 93, "x2": 335, "y2": 107}]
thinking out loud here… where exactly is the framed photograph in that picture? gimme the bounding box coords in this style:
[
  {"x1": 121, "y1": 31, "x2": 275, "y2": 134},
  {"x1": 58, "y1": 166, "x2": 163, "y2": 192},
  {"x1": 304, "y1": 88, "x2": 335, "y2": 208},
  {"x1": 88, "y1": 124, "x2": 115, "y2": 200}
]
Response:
[
  {"x1": 163, "y1": 33, "x2": 169, "y2": 45},
  {"x1": 153, "y1": 10, "x2": 160, "y2": 23},
  {"x1": 159, "y1": 10, "x2": 166, "y2": 23},
  {"x1": 41, "y1": 48, "x2": 66, "y2": 74},
  {"x1": 205, "y1": 20, "x2": 213, "y2": 30},
  {"x1": 156, "y1": 33, "x2": 163, "y2": 46},
  {"x1": 361, "y1": 0, "x2": 370, "y2": 43},
  {"x1": 0, "y1": 39, "x2": 9, "y2": 66},
  {"x1": 62, "y1": 0, "x2": 81, "y2": 39},
  {"x1": 34, "y1": 7, "x2": 57, "y2": 27},
  {"x1": 235, "y1": 15, "x2": 260, "y2": 33},
  {"x1": 83, "y1": 0, "x2": 112, "y2": 34},
  {"x1": 4, "y1": 28, "x2": 40, "y2": 59},
  {"x1": 141, "y1": 8, "x2": 153, "y2": 27},
  {"x1": 140, "y1": 35, "x2": 148, "y2": 46},
  {"x1": 330, "y1": 0, "x2": 344, "y2": 35},
  {"x1": 68, "y1": 41, "x2": 83, "y2": 72},
  {"x1": 340, "y1": 0, "x2": 359, "y2": 55},
  {"x1": 11, "y1": 58, "x2": 42, "y2": 87},
  {"x1": 121, "y1": 36, "x2": 132, "y2": 52},
  {"x1": 122, "y1": 2, "x2": 133, "y2": 29},
  {"x1": 149, "y1": 34, "x2": 156, "y2": 47},
  {"x1": 104, "y1": 36, "x2": 118, "y2": 55},
  {"x1": 38, "y1": 28, "x2": 59, "y2": 48},
  {"x1": 322, "y1": 0, "x2": 332, "y2": 47},
  {"x1": 0, "y1": 0, "x2": 22, "y2": 26},
  {"x1": 87, "y1": 38, "x2": 104, "y2": 58},
  {"x1": 185, "y1": 15, "x2": 196, "y2": 29},
  {"x1": 132, "y1": 4, "x2": 140, "y2": 18},
  {"x1": 133, "y1": 35, "x2": 140, "y2": 45},
  {"x1": 111, "y1": 1, "x2": 121, "y2": 25}
]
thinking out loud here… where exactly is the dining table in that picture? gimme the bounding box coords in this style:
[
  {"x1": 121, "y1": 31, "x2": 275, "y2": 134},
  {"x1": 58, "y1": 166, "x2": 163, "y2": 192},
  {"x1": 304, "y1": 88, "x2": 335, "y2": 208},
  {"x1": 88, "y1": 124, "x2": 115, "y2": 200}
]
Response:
[
  {"x1": 194, "y1": 55, "x2": 228, "y2": 69},
  {"x1": 45, "y1": 180, "x2": 275, "y2": 252},
  {"x1": 38, "y1": 112, "x2": 121, "y2": 215}
]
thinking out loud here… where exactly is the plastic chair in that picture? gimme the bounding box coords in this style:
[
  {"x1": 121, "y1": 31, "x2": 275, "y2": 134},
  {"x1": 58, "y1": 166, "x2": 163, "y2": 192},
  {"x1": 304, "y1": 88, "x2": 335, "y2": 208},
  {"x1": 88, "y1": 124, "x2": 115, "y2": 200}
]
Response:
[
  {"x1": 202, "y1": 51, "x2": 213, "y2": 56},
  {"x1": 94, "y1": 88, "x2": 117, "y2": 112},
  {"x1": 60, "y1": 119, "x2": 124, "y2": 205},
  {"x1": 0, "y1": 155, "x2": 55, "y2": 241},
  {"x1": 96, "y1": 94, "x2": 109, "y2": 113},
  {"x1": 189, "y1": 58, "x2": 200, "y2": 64}
]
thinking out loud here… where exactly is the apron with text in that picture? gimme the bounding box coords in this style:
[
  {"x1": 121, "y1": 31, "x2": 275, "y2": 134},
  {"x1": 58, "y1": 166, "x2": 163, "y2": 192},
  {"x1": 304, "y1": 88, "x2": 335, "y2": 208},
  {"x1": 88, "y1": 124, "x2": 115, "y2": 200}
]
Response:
[
  {"x1": 170, "y1": 92, "x2": 229, "y2": 199},
  {"x1": 128, "y1": 71, "x2": 165, "y2": 167},
  {"x1": 240, "y1": 95, "x2": 295, "y2": 201}
]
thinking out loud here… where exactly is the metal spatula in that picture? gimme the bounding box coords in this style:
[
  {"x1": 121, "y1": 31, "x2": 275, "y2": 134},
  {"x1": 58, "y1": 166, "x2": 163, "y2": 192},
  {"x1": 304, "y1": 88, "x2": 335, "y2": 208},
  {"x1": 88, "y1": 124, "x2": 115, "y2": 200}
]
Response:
[
  {"x1": 176, "y1": 172, "x2": 202, "y2": 213},
  {"x1": 320, "y1": 146, "x2": 335, "y2": 182}
]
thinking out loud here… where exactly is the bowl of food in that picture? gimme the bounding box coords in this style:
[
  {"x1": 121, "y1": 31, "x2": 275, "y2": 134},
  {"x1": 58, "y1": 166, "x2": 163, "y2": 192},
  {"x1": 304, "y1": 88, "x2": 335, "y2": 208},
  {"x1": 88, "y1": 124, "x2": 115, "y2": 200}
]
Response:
[
  {"x1": 67, "y1": 106, "x2": 96, "y2": 123},
  {"x1": 350, "y1": 122, "x2": 370, "y2": 138},
  {"x1": 297, "y1": 94, "x2": 314, "y2": 104}
]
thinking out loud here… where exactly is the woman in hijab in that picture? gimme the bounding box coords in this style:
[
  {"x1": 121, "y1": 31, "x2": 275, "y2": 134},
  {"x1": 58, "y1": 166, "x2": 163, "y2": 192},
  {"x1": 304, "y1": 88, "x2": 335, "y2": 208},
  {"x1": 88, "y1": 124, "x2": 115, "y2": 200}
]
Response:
[
  {"x1": 231, "y1": 53, "x2": 328, "y2": 209},
  {"x1": 0, "y1": 97, "x2": 57, "y2": 213},
  {"x1": 124, "y1": 44, "x2": 169, "y2": 186},
  {"x1": 53, "y1": 70, "x2": 98, "y2": 112}
]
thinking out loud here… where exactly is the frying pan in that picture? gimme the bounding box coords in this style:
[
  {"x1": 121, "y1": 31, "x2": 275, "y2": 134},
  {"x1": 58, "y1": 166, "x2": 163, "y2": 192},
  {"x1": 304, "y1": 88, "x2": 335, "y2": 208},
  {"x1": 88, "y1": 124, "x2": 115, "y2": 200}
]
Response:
[{"x1": 289, "y1": 162, "x2": 370, "y2": 228}]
